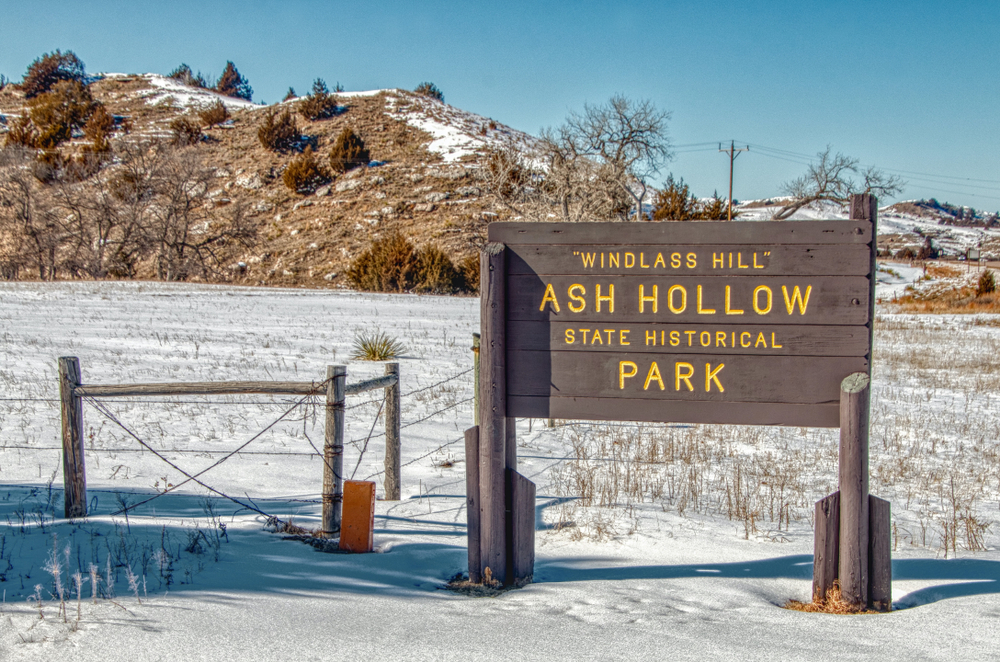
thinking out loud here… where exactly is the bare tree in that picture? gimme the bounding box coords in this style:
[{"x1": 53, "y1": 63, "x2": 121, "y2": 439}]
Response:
[{"x1": 773, "y1": 147, "x2": 904, "y2": 219}]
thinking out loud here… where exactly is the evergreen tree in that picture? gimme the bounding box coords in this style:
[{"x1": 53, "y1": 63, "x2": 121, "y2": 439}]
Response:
[{"x1": 215, "y1": 61, "x2": 252, "y2": 101}]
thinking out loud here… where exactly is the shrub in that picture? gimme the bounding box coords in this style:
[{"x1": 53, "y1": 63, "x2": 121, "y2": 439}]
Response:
[
  {"x1": 977, "y1": 269, "x2": 996, "y2": 297},
  {"x1": 895, "y1": 247, "x2": 917, "y2": 260},
  {"x1": 21, "y1": 50, "x2": 86, "y2": 98},
  {"x1": 414, "y1": 82, "x2": 444, "y2": 102},
  {"x1": 169, "y1": 64, "x2": 209, "y2": 88},
  {"x1": 458, "y1": 254, "x2": 479, "y2": 293},
  {"x1": 346, "y1": 231, "x2": 419, "y2": 292},
  {"x1": 83, "y1": 104, "x2": 115, "y2": 153},
  {"x1": 282, "y1": 146, "x2": 329, "y2": 194},
  {"x1": 918, "y1": 237, "x2": 940, "y2": 260},
  {"x1": 298, "y1": 78, "x2": 339, "y2": 120},
  {"x1": 329, "y1": 127, "x2": 370, "y2": 172},
  {"x1": 5, "y1": 115, "x2": 37, "y2": 148},
  {"x1": 283, "y1": 87, "x2": 297, "y2": 101},
  {"x1": 215, "y1": 61, "x2": 252, "y2": 101},
  {"x1": 198, "y1": 100, "x2": 230, "y2": 127},
  {"x1": 170, "y1": 117, "x2": 203, "y2": 145},
  {"x1": 350, "y1": 330, "x2": 406, "y2": 361},
  {"x1": 257, "y1": 109, "x2": 299, "y2": 151},
  {"x1": 414, "y1": 245, "x2": 460, "y2": 293},
  {"x1": 29, "y1": 80, "x2": 99, "y2": 148}
]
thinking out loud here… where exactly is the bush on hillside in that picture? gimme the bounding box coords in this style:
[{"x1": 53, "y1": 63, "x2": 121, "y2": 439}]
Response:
[
  {"x1": 215, "y1": 61, "x2": 252, "y2": 101},
  {"x1": 458, "y1": 254, "x2": 479, "y2": 293},
  {"x1": 198, "y1": 100, "x2": 230, "y2": 127},
  {"x1": 329, "y1": 127, "x2": 369, "y2": 172},
  {"x1": 651, "y1": 175, "x2": 733, "y2": 221},
  {"x1": 257, "y1": 109, "x2": 299, "y2": 151},
  {"x1": 414, "y1": 245, "x2": 461, "y2": 293},
  {"x1": 282, "y1": 146, "x2": 329, "y2": 194},
  {"x1": 977, "y1": 269, "x2": 996, "y2": 297},
  {"x1": 29, "y1": 80, "x2": 99, "y2": 148},
  {"x1": 83, "y1": 104, "x2": 115, "y2": 153},
  {"x1": 170, "y1": 117, "x2": 203, "y2": 146},
  {"x1": 4, "y1": 116, "x2": 38, "y2": 148},
  {"x1": 346, "y1": 231, "x2": 420, "y2": 292},
  {"x1": 298, "y1": 78, "x2": 339, "y2": 120},
  {"x1": 168, "y1": 64, "x2": 210, "y2": 88},
  {"x1": 283, "y1": 87, "x2": 297, "y2": 101},
  {"x1": 21, "y1": 50, "x2": 86, "y2": 99},
  {"x1": 414, "y1": 82, "x2": 443, "y2": 102}
]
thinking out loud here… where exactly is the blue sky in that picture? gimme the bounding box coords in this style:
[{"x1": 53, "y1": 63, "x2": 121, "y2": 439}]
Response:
[{"x1": 3, "y1": 0, "x2": 999, "y2": 209}]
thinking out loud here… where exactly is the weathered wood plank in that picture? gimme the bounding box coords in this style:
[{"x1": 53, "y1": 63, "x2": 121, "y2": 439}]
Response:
[
  {"x1": 322, "y1": 365, "x2": 347, "y2": 535},
  {"x1": 838, "y1": 372, "x2": 871, "y2": 610},
  {"x1": 851, "y1": 193, "x2": 879, "y2": 370},
  {"x1": 869, "y1": 494, "x2": 892, "y2": 611},
  {"x1": 813, "y1": 491, "x2": 840, "y2": 602},
  {"x1": 508, "y1": 244, "x2": 871, "y2": 276},
  {"x1": 489, "y1": 220, "x2": 873, "y2": 245},
  {"x1": 508, "y1": 275, "x2": 870, "y2": 325},
  {"x1": 59, "y1": 357, "x2": 87, "y2": 519},
  {"x1": 76, "y1": 381, "x2": 327, "y2": 397},
  {"x1": 507, "y1": 351, "x2": 868, "y2": 405},
  {"x1": 508, "y1": 395, "x2": 842, "y2": 428},
  {"x1": 346, "y1": 373, "x2": 398, "y2": 395},
  {"x1": 464, "y1": 427, "x2": 481, "y2": 584},
  {"x1": 509, "y1": 469, "x2": 536, "y2": 585},
  {"x1": 383, "y1": 363, "x2": 401, "y2": 501},
  {"x1": 479, "y1": 243, "x2": 508, "y2": 585},
  {"x1": 508, "y1": 321, "x2": 870, "y2": 357}
]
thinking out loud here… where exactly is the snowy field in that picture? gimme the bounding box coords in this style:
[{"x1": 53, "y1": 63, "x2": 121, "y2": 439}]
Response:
[{"x1": 1, "y1": 281, "x2": 999, "y2": 660}]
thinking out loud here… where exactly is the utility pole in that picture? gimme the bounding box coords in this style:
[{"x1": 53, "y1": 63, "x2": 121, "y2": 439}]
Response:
[{"x1": 719, "y1": 141, "x2": 749, "y2": 221}]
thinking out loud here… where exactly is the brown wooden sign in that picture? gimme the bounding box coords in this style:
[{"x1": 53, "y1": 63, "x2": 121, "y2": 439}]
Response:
[{"x1": 488, "y1": 218, "x2": 876, "y2": 428}]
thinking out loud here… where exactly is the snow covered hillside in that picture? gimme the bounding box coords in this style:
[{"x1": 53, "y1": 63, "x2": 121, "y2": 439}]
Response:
[{"x1": 1, "y1": 282, "x2": 999, "y2": 660}]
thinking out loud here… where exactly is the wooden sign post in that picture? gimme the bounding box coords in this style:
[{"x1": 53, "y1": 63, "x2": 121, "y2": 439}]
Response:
[{"x1": 466, "y1": 194, "x2": 889, "y2": 608}]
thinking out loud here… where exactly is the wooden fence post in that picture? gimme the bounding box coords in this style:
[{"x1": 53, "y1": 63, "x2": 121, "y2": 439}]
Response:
[
  {"x1": 479, "y1": 243, "x2": 508, "y2": 585},
  {"x1": 384, "y1": 362, "x2": 401, "y2": 500},
  {"x1": 323, "y1": 365, "x2": 347, "y2": 535},
  {"x1": 472, "y1": 333, "x2": 480, "y2": 427},
  {"x1": 838, "y1": 372, "x2": 870, "y2": 609},
  {"x1": 59, "y1": 357, "x2": 86, "y2": 519},
  {"x1": 464, "y1": 426, "x2": 481, "y2": 583},
  {"x1": 813, "y1": 491, "x2": 839, "y2": 601},
  {"x1": 869, "y1": 495, "x2": 892, "y2": 611}
]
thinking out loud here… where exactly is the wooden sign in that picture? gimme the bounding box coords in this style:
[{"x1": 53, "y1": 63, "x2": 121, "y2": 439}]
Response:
[{"x1": 489, "y1": 218, "x2": 876, "y2": 428}]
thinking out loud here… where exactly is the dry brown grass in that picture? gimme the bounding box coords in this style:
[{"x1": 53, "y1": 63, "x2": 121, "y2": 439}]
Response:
[{"x1": 785, "y1": 583, "x2": 889, "y2": 614}]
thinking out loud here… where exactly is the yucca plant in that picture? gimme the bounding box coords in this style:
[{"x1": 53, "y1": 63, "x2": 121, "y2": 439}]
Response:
[{"x1": 350, "y1": 330, "x2": 406, "y2": 361}]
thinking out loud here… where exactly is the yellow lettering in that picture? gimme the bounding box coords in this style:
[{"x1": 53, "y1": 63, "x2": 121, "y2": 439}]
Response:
[
  {"x1": 782, "y1": 285, "x2": 812, "y2": 315},
  {"x1": 620, "y1": 330, "x2": 630, "y2": 345},
  {"x1": 667, "y1": 285, "x2": 687, "y2": 314},
  {"x1": 601, "y1": 253, "x2": 604, "y2": 268},
  {"x1": 753, "y1": 285, "x2": 773, "y2": 315},
  {"x1": 609, "y1": 253, "x2": 620, "y2": 269},
  {"x1": 564, "y1": 329, "x2": 575, "y2": 344},
  {"x1": 716, "y1": 331, "x2": 727, "y2": 347},
  {"x1": 640, "y1": 252, "x2": 649, "y2": 268},
  {"x1": 619, "y1": 361, "x2": 638, "y2": 389},
  {"x1": 755, "y1": 332, "x2": 767, "y2": 348},
  {"x1": 741, "y1": 331, "x2": 751, "y2": 348},
  {"x1": 771, "y1": 332, "x2": 782, "y2": 348},
  {"x1": 697, "y1": 285, "x2": 716, "y2": 314},
  {"x1": 728, "y1": 253, "x2": 733, "y2": 269},
  {"x1": 596, "y1": 284, "x2": 615, "y2": 313},
  {"x1": 625, "y1": 252, "x2": 635, "y2": 268},
  {"x1": 539, "y1": 283, "x2": 561, "y2": 312},
  {"x1": 725, "y1": 285, "x2": 744, "y2": 315},
  {"x1": 700, "y1": 331, "x2": 711, "y2": 347},
  {"x1": 592, "y1": 330, "x2": 603, "y2": 345},
  {"x1": 581, "y1": 252, "x2": 596, "y2": 268},
  {"x1": 687, "y1": 253, "x2": 697, "y2": 268},
  {"x1": 654, "y1": 253, "x2": 666, "y2": 268},
  {"x1": 738, "y1": 253, "x2": 748, "y2": 268},
  {"x1": 675, "y1": 362, "x2": 695, "y2": 391},
  {"x1": 705, "y1": 363, "x2": 725, "y2": 392},
  {"x1": 639, "y1": 284, "x2": 658, "y2": 313},
  {"x1": 753, "y1": 252, "x2": 764, "y2": 268},
  {"x1": 605, "y1": 329, "x2": 614, "y2": 344},
  {"x1": 580, "y1": 329, "x2": 591, "y2": 344},
  {"x1": 685, "y1": 330, "x2": 696, "y2": 346},
  {"x1": 568, "y1": 284, "x2": 586, "y2": 312},
  {"x1": 713, "y1": 252, "x2": 724, "y2": 268},
  {"x1": 671, "y1": 252, "x2": 681, "y2": 268},
  {"x1": 645, "y1": 330, "x2": 656, "y2": 346},
  {"x1": 644, "y1": 362, "x2": 665, "y2": 391},
  {"x1": 670, "y1": 330, "x2": 680, "y2": 346}
]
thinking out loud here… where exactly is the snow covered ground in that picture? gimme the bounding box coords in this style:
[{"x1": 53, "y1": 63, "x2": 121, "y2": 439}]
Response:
[{"x1": 0, "y1": 282, "x2": 999, "y2": 660}]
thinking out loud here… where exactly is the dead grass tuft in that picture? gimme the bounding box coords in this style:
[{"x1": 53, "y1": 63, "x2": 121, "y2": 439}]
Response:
[{"x1": 785, "y1": 582, "x2": 889, "y2": 614}]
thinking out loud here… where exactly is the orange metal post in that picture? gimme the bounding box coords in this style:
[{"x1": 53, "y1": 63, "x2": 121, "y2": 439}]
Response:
[{"x1": 339, "y1": 480, "x2": 375, "y2": 553}]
